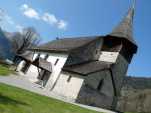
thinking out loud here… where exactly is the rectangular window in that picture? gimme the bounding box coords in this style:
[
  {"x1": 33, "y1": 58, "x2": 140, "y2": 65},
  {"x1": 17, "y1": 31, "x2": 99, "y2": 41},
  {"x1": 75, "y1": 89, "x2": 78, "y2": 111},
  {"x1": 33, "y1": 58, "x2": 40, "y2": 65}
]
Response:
[
  {"x1": 21, "y1": 62, "x2": 30, "y2": 74},
  {"x1": 37, "y1": 70, "x2": 45, "y2": 80},
  {"x1": 97, "y1": 79, "x2": 104, "y2": 91},
  {"x1": 54, "y1": 59, "x2": 59, "y2": 65},
  {"x1": 36, "y1": 53, "x2": 40, "y2": 59},
  {"x1": 67, "y1": 75, "x2": 72, "y2": 82}
]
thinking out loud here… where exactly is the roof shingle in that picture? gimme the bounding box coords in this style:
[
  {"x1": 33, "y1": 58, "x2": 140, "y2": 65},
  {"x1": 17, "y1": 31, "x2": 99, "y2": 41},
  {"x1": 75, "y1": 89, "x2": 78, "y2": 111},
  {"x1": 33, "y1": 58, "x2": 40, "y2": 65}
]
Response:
[
  {"x1": 17, "y1": 52, "x2": 34, "y2": 62},
  {"x1": 63, "y1": 61, "x2": 112, "y2": 75},
  {"x1": 30, "y1": 36, "x2": 103, "y2": 52},
  {"x1": 32, "y1": 57, "x2": 52, "y2": 72}
]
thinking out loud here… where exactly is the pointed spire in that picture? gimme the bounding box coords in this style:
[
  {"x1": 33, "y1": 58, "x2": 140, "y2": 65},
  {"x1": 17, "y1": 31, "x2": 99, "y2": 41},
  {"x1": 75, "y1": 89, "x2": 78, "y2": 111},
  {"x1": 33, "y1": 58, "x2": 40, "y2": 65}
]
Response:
[{"x1": 109, "y1": 0, "x2": 137, "y2": 46}]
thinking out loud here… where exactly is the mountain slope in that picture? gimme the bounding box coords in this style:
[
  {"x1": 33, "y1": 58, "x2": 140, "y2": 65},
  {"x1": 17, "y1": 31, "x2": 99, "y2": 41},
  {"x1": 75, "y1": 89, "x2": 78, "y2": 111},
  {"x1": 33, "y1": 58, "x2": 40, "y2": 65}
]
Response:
[
  {"x1": 0, "y1": 28, "x2": 13, "y2": 60},
  {"x1": 117, "y1": 76, "x2": 151, "y2": 113}
]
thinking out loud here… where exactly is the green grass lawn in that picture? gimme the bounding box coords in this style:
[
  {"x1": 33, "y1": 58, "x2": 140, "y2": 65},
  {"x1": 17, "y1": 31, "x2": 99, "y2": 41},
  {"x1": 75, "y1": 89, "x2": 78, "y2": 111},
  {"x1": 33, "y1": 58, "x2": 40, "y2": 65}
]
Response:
[
  {"x1": 0, "y1": 83, "x2": 102, "y2": 113},
  {"x1": 0, "y1": 64, "x2": 14, "y2": 76}
]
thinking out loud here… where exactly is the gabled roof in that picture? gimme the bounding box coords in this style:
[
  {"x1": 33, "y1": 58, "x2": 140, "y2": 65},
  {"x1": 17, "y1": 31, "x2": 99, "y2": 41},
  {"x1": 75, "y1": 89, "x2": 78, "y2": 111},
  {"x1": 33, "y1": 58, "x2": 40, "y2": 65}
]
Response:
[
  {"x1": 30, "y1": 36, "x2": 103, "y2": 53},
  {"x1": 63, "y1": 61, "x2": 112, "y2": 76},
  {"x1": 17, "y1": 52, "x2": 34, "y2": 62},
  {"x1": 108, "y1": 1, "x2": 137, "y2": 49},
  {"x1": 32, "y1": 57, "x2": 52, "y2": 72}
]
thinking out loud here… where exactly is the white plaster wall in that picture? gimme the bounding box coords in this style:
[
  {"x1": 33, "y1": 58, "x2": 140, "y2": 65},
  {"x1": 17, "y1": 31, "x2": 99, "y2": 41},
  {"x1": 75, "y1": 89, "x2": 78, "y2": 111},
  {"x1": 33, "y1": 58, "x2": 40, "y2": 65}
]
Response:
[
  {"x1": 33, "y1": 53, "x2": 45, "y2": 59},
  {"x1": 33, "y1": 53, "x2": 38, "y2": 60},
  {"x1": 33, "y1": 52, "x2": 69, "y2": 89},
  {"x1": 25, "y1": 64, "x2": 40, "y2": 82},
  {"x1": 17, "y1": 51, "x2": 68, "y2": 88},
  {"x1": 52, "y1": 72, "x2": 84, "y2": 101},
  {"x1": 17, "y1": 60, "x2": 39, "y2": 82},
  {"x1": 99, "y1": 51, "x2": 119, "y2": 63},
  {"x1": 16, "y1": 60, "x2": 25, "y2": 71},
  {"x1": 44, "y1": 53, "x2": 68, "y2": 89},
  {"x1": 40, "y1": 54, "x2": 45, "y2": 59}
]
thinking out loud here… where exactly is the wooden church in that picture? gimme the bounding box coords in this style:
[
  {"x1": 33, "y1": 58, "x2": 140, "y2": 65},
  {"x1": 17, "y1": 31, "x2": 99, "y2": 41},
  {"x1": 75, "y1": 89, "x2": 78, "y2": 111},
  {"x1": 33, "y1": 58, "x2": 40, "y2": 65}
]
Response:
[{"x1": 16, "y1": 0, "x2": 138, "y2": 110}]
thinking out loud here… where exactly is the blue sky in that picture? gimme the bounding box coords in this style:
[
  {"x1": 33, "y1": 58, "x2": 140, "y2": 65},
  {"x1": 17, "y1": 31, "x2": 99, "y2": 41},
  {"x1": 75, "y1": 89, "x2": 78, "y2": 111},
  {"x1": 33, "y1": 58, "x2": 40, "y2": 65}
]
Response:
[{"x1": 0, "y1": 0, "x2": 150, "y2": 77}]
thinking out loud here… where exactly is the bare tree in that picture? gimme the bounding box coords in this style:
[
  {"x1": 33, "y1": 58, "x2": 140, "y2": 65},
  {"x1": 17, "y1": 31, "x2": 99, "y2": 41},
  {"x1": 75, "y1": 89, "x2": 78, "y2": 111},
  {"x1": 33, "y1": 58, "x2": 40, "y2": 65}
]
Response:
[
  {"x1": 12, "y1": 27, "x2": 40, "y2": 55},
  {"x1": 11, "y1": 27, "x2": 40, "y2": 62}
]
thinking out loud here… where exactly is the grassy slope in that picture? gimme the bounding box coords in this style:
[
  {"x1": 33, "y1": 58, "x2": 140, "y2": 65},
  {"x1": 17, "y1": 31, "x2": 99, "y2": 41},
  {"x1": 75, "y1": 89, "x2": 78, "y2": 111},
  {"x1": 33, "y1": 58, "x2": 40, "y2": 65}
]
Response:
[
  {"x1": 0, "y1": 83, "x2": 101, "y2": 113},
  {"x1": 0, "y1": 65, "x2": 13, "y2": 75}
]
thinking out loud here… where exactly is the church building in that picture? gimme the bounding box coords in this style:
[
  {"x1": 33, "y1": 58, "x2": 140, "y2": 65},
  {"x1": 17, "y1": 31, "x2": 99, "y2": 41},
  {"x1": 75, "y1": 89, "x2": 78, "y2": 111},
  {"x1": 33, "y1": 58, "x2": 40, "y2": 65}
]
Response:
[{"x1": 16, "y1": 1, "x2": 138, "y2": 110}]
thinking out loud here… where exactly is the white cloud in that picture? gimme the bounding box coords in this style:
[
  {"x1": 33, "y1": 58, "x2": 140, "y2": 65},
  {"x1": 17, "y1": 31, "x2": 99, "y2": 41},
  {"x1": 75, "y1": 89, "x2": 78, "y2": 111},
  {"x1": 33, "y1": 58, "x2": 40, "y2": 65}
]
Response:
[
  {"x1": 0, "y1": 8, "x2": 5, "y2": 21},
  {"x1": 4, "y1": 15, "x2": 24, "y2": 32},
  {"x1": 42, "y1": 13, "x2": 67, "y2": 30},
  {"x1": 20, "y1": 4, "x2": 40, "y2": 20},
  {"x1": 16, "y1": 25, "x2": 23, "y2": 32},
  {"x1": 5, "y1": 15, "x2": 15, "y2": 25},
  {"x1": 0, "y1": 9, "x2": 14, "y2": 25},
  {"x1": 20, "y1": 4, "x2": 68, "y2": 30},
  {"x1": 0, "y1": 8, "x2": 24, "y2": 32},
  {"x1": 57, "y1": 20, "x2": 67, "y2": 30},
  {"x1": 42, "y1": 13, "x2": 58, "y2": 25},
  {"x1": 22, "y1": 4, "x2": 28, "y2": 9}
]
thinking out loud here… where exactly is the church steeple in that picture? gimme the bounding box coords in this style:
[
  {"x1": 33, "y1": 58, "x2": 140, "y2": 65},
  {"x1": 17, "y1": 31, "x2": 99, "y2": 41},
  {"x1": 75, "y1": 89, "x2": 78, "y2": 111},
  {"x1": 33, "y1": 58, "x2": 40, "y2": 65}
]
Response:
[{"x1": 108, "y1": 0, "x2": 137, "y2": 53}]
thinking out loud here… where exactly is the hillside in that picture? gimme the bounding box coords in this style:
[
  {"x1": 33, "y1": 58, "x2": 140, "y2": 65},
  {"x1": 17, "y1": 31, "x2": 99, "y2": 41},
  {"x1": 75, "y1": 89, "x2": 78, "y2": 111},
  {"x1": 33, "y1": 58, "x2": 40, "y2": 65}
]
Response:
[
  {"x1": 0, "y1": 28, "x2": 13, "y2": 60},
  {"x1": 123, "y1": 76, "x2": 151, "y2": 89},
  {"x1": 117, "y1": 76, "x2": 151, "y2": 113}
]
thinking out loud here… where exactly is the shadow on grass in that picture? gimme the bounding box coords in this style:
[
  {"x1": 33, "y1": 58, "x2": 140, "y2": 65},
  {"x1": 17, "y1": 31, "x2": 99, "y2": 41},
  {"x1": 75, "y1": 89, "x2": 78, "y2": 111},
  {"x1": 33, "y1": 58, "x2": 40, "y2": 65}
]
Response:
[{"x1": 0, "y1": 94, "x2": 29, "y2": 106}]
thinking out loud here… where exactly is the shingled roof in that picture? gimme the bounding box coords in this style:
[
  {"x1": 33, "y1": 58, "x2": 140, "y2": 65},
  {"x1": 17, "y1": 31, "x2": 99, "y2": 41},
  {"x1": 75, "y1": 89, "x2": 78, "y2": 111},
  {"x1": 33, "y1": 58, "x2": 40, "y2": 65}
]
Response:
[
  {"x1": 32, "y1": 57, "x2": 52, "y2": 72},
  {"x1": 108, "y1": 1, "x2": 137, "y2": 53},
  {"x1": 63, "y1": 61, "x2": 112, "y2": 76},
  {"x1": 30, "y1": 36, "x2": 103, "y2": 53},
  {"x1": 17, "y1": 52, "x2": 34, "y2": 62}
]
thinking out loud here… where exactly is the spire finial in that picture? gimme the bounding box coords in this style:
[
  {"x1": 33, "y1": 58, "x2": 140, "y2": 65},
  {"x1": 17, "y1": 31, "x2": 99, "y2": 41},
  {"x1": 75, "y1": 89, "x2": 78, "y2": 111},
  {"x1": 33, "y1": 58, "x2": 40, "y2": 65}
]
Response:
[{"x1": 108, "y1": 0, "x2": 137, "y2": 48}]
